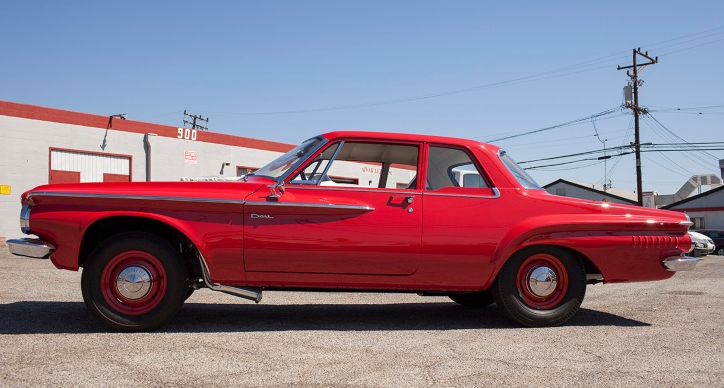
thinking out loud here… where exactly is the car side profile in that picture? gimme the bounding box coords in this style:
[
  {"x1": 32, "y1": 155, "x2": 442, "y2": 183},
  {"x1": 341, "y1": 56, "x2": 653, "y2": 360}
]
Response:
[{"x1": 7, "y1": 131, "x2": 698, "y2": 331}]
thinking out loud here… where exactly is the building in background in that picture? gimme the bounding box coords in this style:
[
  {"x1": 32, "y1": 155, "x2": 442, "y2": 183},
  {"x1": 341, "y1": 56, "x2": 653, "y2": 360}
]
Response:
[
  {"x1": 662, "y1": 185, "x2": 724, "y2": 229},
  {"x1": 542, "y1": 179, "x2": 637, "y2": 205},
  {"x1": 0, "y1": 100, "x2": 294, "y2": 243}
]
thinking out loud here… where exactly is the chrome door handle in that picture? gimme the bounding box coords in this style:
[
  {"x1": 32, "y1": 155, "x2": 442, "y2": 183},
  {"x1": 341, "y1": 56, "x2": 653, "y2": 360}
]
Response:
[{"x1": 390, "y1": 196, "x2": 414, "y2": 204}]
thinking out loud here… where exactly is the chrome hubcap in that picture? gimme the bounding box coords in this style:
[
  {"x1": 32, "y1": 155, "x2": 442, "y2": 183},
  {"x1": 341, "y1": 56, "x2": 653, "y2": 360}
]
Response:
[
  {"x1": 526, "y1": 266, "x2": 557, "y2": 297},
  {"x1": 116, "y1": 265, "x2": 152, "y2": 300}
]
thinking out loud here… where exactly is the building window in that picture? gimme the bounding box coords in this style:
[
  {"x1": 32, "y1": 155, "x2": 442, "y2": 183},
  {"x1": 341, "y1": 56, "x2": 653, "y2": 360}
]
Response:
[
  {"x1": 691, "y1": 217, "x2": 706, "y2": 229},
  {"x1": 237, "y1": 166, "x2": 258, "y2": 176},
  {"x1": 556, "y1": 188, "x2": 566, "y2": 196}
]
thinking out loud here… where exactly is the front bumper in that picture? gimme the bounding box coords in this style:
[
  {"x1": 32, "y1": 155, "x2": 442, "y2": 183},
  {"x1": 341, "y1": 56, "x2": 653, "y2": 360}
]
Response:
[
  {"x1": 663, "y1": 255, "x2": 699, "y2": 272},
  {"x1": 7, "y1": 238, "x2": 55, "y2": 259}
]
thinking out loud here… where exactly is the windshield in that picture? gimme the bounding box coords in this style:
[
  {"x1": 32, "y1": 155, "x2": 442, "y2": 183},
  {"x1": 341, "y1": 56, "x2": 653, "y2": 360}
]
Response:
[
  {"x1": 253, "y1": 137, "x2": 324, "y2": 180},
  {"x1": 498, "y1": 150, "x2": 542, "y2": 189}
]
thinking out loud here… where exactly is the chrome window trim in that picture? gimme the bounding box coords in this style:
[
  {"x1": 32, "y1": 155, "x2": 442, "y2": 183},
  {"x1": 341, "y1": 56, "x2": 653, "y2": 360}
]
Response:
[
  {"x1": 245, "y1": 201, "x2": 374, "y2": 212},
  {"x1": 497, "y1": 149, "x2": 544, "y2": 190},
  {"x1": 20, "y1": 205, "x2": 31, "y2": 234},
  {"x1": 424, "y1": 187, "x2": 501, "y2": 199},
  {"x1": 288, "y1": 186, "x2": 419, "y2": 196},
  {"x1": 274, "y1": 137, "x2": 329, "y2": 183},
  {"x1": 28, "y1": 192, "x2": 247, "y2": 205}
]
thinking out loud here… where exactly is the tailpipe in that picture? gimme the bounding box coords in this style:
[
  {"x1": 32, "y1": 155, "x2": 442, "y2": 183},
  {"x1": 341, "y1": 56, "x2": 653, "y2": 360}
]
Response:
[{"x1": 196, "y1": 251, "x2": 262, "y2": 303}]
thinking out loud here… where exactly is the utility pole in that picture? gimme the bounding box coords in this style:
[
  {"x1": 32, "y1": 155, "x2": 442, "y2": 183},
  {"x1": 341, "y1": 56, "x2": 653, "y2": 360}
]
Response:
[
  {"x1": 618, "y1": 48, "x2": 657, "y2": 206},
  {"x1": 183, "y1": 110, "x2": 209, "y2": 131}
]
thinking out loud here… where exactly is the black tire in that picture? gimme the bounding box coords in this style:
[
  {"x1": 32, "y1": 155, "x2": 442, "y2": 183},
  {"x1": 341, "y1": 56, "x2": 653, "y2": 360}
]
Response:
[
  {"x1": 449, "y1": 291, "x2": 495, "y2": 308},
  {"x1": 81, "y1": 232, "x2": 188, "y2": 332},
  {"x1": 491, "y1": 246, "x2": 586, "y2": 327}
]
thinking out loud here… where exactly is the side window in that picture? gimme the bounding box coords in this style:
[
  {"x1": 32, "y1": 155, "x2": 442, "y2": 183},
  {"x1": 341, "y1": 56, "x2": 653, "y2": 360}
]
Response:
[
  {"x1": 290, "y1": 141, "x2": 419, "y2": 189},
  {"x1": 426, "y1": 146, "x2": 489, "y2": 190}
]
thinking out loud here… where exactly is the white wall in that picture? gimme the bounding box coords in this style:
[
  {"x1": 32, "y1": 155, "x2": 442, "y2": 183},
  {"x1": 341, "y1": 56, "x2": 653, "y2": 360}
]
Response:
[
  {"x1": 0, "y1": 115, "x2": 147, "y2": 240},
  {"x1": 0, "y1": 115, "x2": 288, "y2": 241}
]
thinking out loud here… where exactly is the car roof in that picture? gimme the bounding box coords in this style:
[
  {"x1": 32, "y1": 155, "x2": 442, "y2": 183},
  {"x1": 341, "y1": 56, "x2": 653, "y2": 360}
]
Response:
[{"x1": 320, "y1": 131, "x2": 502, "y2": 153}]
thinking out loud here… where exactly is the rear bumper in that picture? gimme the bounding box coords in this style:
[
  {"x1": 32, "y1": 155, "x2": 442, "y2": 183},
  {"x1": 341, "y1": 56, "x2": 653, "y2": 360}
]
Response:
[
  {"x1": 663, "y1": 255, "x2": 699, "y2": 272},
  {"x1": 7, "y1": 238, "x2": 55, "y2": 259}
]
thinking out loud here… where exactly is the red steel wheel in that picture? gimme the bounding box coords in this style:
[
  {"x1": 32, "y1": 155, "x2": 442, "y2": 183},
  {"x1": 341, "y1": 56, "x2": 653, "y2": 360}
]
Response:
[
  {"x1": 492, "y1": 246, "x2": 586, "y2": 327},
  {"x1": 82, "y1": 232, "x2": 188, "y2": 332},
  {"x1": 515, "y1": 253, "x2": 568, "y2": 310},
  {"x1": 100, "y1": 250, "x2": 168, "y2": 316}
]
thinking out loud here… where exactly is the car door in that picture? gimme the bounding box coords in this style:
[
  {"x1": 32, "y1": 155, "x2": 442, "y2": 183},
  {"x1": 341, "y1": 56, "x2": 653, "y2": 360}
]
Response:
[
  {"x1": 243, "y1": 140, "x2": 422, "y2": 276},
  {"x1": 420, "y1": 144, "x2": 503, "y2": 288}
]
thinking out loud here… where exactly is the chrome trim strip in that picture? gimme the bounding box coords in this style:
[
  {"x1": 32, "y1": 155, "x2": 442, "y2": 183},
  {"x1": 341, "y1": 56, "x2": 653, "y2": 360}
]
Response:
[
  {"x1": 680, "y1": 221, "x2": 694, "y2": 227},
  {"x1": 425, "y1": 187, "x2": 501, "y2": 199},
  {"x1": 663, "y1": 255, "x2": 699, "y2": 272},
  {"x1": 245, "y1": 201, "x2": 374, "y2": 212},
  {"x1": 196, "y1": 251, "x2": 262, "y2": 303},
  {"x1": 20, "y1": 205, "x2": 30, "y2": 234},
  {"x1": 289, "y1": 186, "x2": 419, "y2": 196},
  {"x1": 28, "y1": 192, "x2": 246, "y2": 205},
  {"x1": 7, "y1": 238, "x2": 55, "y2": 259}
]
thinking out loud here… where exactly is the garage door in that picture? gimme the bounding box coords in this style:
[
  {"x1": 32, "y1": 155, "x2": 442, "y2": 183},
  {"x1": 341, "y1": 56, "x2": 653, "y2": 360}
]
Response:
[{"x1": 50, "y1": 149, "x2": 131, "y2": 184}]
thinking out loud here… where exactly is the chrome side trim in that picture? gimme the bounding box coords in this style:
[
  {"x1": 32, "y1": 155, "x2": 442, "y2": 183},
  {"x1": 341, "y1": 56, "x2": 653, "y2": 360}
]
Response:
[
  {"x1": 246, "y1": 201, "x2": 374, "y2": 212},
  {"x1": 7, "y1": 238, "x2": 55, "y2": 259},
  {"x1": 290, "y1": 186, "x2": 419, "y2": 196},
  {"x1": 425, "y1": 187, "x2": 501, "y2": 199},
  {"x1": 663, "y1": 255, "x2": 699, "y2": 272},
  {"x1": 680, "y1": 221, "x2": 694, "y2": 228},
  {"x1": 27, "y1": 192, "x2": 246, "y2": 205},
  {"x1": 20, "y1": 205, "x2": 30, "y2": 234},
  {"x1": 196, "y1": 251, "x2": 262, "y2": 303}
]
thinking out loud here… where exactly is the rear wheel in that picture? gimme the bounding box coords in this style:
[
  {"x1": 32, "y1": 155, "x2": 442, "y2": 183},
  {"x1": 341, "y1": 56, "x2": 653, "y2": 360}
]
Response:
[
  {"x1": 449, "y1": 291, "x2": 494, "y2": 308},
  {"x1": 492, "y1": 246, "x2": 586, "y2": 327},
  {"x1": 81, "y1": 232, "x2": 188, "y2": 332}
]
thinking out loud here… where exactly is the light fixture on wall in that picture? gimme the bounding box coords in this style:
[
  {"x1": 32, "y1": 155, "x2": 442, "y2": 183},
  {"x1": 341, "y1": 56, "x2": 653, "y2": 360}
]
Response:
[
  {"x1": 220, "y1": 162, "x2": 231, "y2": 175},
  {"x1": 101, "y1": 114, "x2": 127, "y2": 150}
]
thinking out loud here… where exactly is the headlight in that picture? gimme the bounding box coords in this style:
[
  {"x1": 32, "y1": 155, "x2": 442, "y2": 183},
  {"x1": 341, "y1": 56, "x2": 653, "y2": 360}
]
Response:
[{"x1": 20, "y1": 205, "x2": 30, "y2": 234}]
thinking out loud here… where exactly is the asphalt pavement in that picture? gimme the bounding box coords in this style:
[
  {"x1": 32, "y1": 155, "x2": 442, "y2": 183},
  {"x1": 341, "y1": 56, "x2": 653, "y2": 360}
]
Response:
[{"x1": 1, "y1": 246, "x2": 722, "y2": 387}]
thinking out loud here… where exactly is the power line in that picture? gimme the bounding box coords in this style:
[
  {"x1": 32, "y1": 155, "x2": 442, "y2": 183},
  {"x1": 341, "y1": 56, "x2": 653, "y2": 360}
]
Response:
[
  {"x1": 197, "y1": 26, "x2": 724, "y2": 117},
  {"x1": 483, "y1": 108, "x2": 621, "y2": 143},
  {"x1": 523, "y1": 146, "x2": 724, "y2": 170}
]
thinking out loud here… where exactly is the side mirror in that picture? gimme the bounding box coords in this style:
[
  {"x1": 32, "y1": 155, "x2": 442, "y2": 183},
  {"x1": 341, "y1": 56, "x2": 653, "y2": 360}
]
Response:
[{"x1": 267, "y1": 181, "x2": 285, "y2": 198}]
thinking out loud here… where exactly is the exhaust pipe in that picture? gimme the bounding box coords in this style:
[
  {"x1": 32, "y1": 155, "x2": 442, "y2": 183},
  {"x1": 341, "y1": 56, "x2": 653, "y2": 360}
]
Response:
[{"x1": 196, "y1": 251, "x2": 262, "y2": 303}]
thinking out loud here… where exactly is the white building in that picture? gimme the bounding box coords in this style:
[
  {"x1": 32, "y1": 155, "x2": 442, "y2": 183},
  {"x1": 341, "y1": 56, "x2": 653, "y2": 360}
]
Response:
[
  {"x1": 662, "y1": 185, "x2": 724, "y2": 229},
  {"x1": 0, "y1": 100, "x2": 296, "y2": 243}
]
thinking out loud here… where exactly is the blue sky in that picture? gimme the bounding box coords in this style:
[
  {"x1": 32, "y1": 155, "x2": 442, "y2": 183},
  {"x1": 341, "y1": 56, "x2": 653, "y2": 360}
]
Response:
[{"x1": 2, "y1": 1, "x2": 723, "y2": 194}]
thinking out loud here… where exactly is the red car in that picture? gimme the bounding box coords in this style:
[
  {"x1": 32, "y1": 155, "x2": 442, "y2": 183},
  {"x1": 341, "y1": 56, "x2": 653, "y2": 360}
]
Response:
[{"x1": 8, "y1": 131, "x2": 698, "y2": 331}]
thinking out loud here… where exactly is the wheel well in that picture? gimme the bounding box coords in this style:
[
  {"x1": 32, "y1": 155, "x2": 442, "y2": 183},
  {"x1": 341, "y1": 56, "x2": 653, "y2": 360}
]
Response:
[
  {"x1": 79, "y1": 216, "x2": 201, "y2": 278},
  {"x1": 554, "y1": 245, "x2": 603, "y2": 282},
  {"x1": 511, "y1": 244, "x2": 603, "y2": 283}
]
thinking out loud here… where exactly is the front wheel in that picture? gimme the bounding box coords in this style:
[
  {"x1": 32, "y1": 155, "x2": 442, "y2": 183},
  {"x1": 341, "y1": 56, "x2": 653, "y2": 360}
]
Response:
[
  {"x1": 492, "y1": 246, "x2": 586, "y2": 327},
  {"x1": 81, "y1": 232, "x2": 188, "y2": 332}
]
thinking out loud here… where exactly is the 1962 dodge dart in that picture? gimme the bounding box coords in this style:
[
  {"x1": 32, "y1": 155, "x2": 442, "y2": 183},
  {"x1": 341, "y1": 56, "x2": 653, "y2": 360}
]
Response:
[{"x1": 7, "y1": 131, "x2": 698, "y2": 331}]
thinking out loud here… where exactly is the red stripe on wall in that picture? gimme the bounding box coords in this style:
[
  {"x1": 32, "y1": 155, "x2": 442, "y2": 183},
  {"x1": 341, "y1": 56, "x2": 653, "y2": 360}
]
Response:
[{"x1": 0, "y1": 100, "x2": 294, "y2": 153}]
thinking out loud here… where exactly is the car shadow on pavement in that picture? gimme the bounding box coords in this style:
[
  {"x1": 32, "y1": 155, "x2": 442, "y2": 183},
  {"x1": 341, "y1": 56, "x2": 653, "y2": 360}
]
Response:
[{"x1": 0, "y1": 301, "x2": 649, "y2": 334}]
